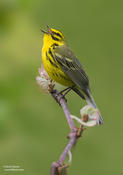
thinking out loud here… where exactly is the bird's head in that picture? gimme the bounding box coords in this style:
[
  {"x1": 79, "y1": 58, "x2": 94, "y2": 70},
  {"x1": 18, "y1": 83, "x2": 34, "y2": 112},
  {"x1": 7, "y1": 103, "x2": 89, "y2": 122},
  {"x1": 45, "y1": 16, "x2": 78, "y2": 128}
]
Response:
[{"x1": 41, "y1": 25, "x2": 65, "y2": 48}]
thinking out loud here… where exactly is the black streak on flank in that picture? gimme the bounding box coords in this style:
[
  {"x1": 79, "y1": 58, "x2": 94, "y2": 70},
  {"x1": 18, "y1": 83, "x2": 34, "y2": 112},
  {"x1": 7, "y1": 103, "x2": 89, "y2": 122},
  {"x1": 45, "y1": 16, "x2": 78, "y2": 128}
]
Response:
[
  {"x1": 46, "y1": 52, "x2": 49, "y2": 60},
  {"x1": 53, "y1": 72, "x2": 58, "y2": 77},
  {"x1": 46, "y1": 51, "x2": 58, "y2": 68},
  {"x1": 49, "y1": 58, "x2": 54, "y2": 65},
  {"x1": 55, "y1": 73, "x2": 58, "y2": 77},
  {"x1": 49, "y1": 48, "x2": 57, "y2": 63},
  {"x1": 49, "y1": 48, "x2": 54, "y2": 58},
  {"x1": 49, "y1": 57, "x2": 58, "y2": 68}
]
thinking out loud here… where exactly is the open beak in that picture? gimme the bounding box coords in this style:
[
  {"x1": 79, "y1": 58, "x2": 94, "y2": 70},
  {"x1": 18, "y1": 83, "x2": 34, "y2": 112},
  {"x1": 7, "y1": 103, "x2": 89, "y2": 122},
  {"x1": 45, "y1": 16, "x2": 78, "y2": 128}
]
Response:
[
  {"x1": 40, "y1": 27, "x2": 48, "y2": 34},
  {"x1": 47, "y1": 25, "x2": 52, "y2": 35},
  {"x1": 40, "y1": 25, "x2": 52, "y2": 35}
]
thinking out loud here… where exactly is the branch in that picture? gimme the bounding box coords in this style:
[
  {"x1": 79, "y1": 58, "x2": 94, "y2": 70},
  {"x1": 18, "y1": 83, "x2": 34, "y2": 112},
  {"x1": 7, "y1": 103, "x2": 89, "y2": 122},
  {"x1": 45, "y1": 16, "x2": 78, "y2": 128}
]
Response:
[
  {"x1": 36, "y1": 64, "x2": 102, "y2": 175},
  {"x1": 51, "y1": 90, "x2": 76, "y2": 132},
  {"x1": 50, "y1": 90, "x2": 85, "y2": 175}
]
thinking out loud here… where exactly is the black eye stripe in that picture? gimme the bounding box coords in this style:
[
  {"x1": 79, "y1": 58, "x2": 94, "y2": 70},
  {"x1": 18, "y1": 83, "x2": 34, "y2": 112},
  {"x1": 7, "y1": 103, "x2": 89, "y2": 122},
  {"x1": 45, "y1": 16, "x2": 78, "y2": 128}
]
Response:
[
  {"x1": 52, "y1": 31, "x2": 62, "y2": 38},
  {"x1": 51, "y1": 35, "x2": 59, "y2": 41}
]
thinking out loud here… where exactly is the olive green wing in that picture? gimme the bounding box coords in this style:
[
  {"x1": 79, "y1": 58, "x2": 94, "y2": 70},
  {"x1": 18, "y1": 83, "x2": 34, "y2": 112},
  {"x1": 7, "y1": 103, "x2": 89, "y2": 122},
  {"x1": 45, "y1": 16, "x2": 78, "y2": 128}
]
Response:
[{"x1": 54, "y1": 45, "x2": 90, "y2": 96}]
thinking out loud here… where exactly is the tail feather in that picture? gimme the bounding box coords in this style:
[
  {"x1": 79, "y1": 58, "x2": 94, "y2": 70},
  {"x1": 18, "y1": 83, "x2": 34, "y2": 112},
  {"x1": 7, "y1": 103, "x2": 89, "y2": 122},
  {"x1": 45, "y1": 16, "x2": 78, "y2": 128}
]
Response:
[
  {"x1": 86, "y1": 89, "x2": 103, "y2": 125},
  {"x1": 72, "y1": 87, "x2": 103, "y2": 125}
]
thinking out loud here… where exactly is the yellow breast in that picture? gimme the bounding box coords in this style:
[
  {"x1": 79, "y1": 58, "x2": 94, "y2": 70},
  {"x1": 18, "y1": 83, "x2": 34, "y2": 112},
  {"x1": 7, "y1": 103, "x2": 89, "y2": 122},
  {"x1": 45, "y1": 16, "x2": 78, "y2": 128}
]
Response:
[{"x1": 42, "y1": 46, "x2": 73, "y2": 86}]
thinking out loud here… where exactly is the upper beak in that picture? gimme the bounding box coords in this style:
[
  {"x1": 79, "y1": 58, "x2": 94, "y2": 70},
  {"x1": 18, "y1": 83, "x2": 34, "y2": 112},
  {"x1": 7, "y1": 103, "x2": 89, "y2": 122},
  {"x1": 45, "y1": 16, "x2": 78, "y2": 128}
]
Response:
[
  {"x1": 40, "y1": 25, "x2": 52, "y2": 35},
  {"x1": 47, "y1": 25, "x2": 52, "y2": 35}
]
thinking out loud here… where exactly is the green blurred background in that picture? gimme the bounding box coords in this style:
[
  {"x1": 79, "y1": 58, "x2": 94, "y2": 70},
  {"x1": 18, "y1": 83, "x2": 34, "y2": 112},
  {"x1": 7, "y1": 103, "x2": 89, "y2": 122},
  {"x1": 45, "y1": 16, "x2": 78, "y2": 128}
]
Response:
[{"x1": 0, "y1": 0, "x2": 123, "y2": 174}]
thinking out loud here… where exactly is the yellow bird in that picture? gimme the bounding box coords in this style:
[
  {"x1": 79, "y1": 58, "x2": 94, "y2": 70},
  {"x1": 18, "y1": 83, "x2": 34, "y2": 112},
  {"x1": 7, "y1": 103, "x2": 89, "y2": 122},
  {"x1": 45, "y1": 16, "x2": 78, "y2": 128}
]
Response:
[{"x1": 41, "y1": 25, "x2": 103, "y2": 124}]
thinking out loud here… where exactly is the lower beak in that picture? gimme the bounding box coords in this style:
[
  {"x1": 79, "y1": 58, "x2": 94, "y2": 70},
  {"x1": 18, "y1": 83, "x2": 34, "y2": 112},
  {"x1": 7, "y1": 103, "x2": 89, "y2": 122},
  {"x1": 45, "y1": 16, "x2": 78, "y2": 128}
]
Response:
[
  {"x1": 40, "y1": 25, "x2": 52, "y2": 35},
  {"x1": 40, "y1": 27, "x2": 48, "y2": 34}
]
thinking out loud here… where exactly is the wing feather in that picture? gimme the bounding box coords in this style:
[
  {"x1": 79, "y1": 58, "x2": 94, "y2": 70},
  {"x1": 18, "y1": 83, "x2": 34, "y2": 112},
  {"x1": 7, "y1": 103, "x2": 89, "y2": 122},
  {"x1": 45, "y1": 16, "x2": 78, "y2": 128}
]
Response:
[{"x1": 54, "y1": 45, "x2": 90, "y2": 96}]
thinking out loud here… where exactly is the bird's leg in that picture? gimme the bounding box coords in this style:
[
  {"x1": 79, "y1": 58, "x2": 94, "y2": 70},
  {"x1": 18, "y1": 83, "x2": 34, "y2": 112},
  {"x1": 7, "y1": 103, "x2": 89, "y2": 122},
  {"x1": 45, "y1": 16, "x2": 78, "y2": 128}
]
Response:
[
  {"x1": 57, "y1": 86, "x2": 74, "y2": 102},
  {"x1": 58, "y1": 87, "x2": 72, "y2": 95},
  {"x1": 62, "y1": 87, "x2": 72, "y2": 97},
  {"x1": 50, "y1": 87, "x2": 72, "y2": 105},
  {"x1": 58, "y1": 86, "x2": 74, "y2": 97}
]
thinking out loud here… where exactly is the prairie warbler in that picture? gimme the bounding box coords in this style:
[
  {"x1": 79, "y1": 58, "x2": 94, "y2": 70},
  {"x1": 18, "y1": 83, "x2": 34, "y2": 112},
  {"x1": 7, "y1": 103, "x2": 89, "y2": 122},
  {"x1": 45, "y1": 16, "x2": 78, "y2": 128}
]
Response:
[{"x1": 41, "y1": 25, "x2": 103, "y2": 125}]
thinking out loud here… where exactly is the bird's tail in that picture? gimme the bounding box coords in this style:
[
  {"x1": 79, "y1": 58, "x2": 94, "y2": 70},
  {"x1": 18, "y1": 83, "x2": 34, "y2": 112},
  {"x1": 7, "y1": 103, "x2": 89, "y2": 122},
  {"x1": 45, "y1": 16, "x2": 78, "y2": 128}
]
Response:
[
  {"x1": 85, "y1": 89, "x2": 103, "y2": 125},
  {"x1": 72, "y1": 87, "x2": 103, "y2": 125}
]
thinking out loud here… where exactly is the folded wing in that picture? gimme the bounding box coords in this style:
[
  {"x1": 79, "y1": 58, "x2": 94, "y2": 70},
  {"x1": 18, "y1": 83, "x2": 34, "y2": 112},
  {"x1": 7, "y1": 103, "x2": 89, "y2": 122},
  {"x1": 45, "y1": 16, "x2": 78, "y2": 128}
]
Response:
[{"x1": 54, "y1": 45, "x2": 90, "y2": 98}]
